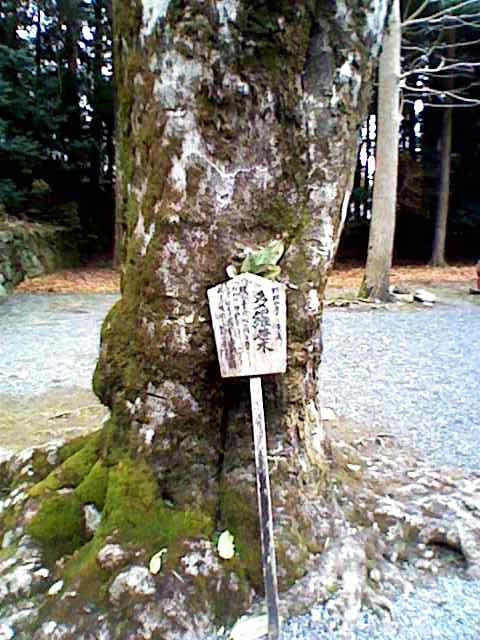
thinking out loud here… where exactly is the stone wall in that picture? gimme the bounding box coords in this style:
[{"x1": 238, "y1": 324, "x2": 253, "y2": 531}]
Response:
[{"x1": 0, "y1": 219, "x2": 79, "y2": 295}]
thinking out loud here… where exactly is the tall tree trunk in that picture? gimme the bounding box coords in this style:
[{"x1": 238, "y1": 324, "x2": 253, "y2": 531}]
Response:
[
  {"x1": 58, "y1": 0, "x2": 81, "y2": 146},
  {"x1": 0, "y1": 2, "x2": 390, "y2": 637},
  {"x1": 35, "y1": 4, "x2": 42, "y2": 77},
  {"x1": 430, "y1": 108, "x2": 452, "y2": 266},
  {"x1": 361, "y1": 0, "x2": 401, "y2": 300},
  {"x1": 430, "y1": 31, "x2": 455, "y2": 267}
]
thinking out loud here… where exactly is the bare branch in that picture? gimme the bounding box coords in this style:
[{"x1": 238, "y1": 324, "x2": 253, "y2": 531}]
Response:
[
  {"x1": 401, "y1": 81, "x2": 480, "y2": 104},
  {"x1": 403, "y1": 0, "x2": 480, "y2": 26},
  {"x1": 405, "y1": 13, "x2": 480, "y2": 30},
  {"x1": 402, "y1": 61, "x2": 480, "y2": 78},
  {"x1": 402, "y1": 37, "x2": 480, "y2": 51},
  {"x1": 404, "y1": 0, "x2": 430, "y2": 22},
  {"x1": 404, "y1": 98, "x2": 480, "y2": 107}
]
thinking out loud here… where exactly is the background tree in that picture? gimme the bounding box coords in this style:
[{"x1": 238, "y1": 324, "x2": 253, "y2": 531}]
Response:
[
  {"x1": 361, "y1": 0, "x2": 401, "y2": 300},
  {"x1": 346, "y1": 0, "x2": 480, "y2": 278},
  {"x1": 403, "y1": 1, "x2": 480, "y2": 265},
  {"x1": 0, "y1": 1, "x2": 390, "y2": 637}
]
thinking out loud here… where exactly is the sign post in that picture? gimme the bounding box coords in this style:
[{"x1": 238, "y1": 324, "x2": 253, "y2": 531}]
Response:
[{"x1": 208, "y1": 273, "x2": 286, "y2": 640}]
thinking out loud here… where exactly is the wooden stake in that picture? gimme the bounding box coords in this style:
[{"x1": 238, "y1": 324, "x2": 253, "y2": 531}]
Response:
[{"x1": 249, "y1": 376, "x2": 281, "y2": 640}]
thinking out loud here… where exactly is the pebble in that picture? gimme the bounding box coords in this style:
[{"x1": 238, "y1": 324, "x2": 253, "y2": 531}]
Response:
[
  {"x1": 97, "y1": 544, "x2": 128, "y2": 571},
  {"x1": 109, "y1": 566, "x2": 156, "y2": 605}
]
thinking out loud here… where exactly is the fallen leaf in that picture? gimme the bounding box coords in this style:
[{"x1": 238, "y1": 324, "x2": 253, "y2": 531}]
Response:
[
  {"x1": 47, "y1": 580, "x2": 64, "y2": 596},
  {"x1": 217, "y1": 530, "x2": 235, "y2": 560},
  {"x1": 149, "y1": 548, "x2": 167, "y2": 575}
]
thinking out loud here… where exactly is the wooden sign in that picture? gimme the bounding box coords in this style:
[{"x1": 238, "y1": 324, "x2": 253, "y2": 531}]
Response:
[
  {"x1": 207, "y1": 273, "x2": 287, "y2": 378},
  {"x1": 208, "y1": 272, "x2": 286, "y2": 640}
]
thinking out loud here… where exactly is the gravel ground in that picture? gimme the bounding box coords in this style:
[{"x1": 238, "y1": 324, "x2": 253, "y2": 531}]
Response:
[
  {"x1": 321, "y1": 303, "x2": 480, "y2": 472},
  {"x1": 283, "y1": 576, "x2": 480, "y2": 639},
  {"x1": 0, "y1": 293, "x2": 117, "y2": 397},
  {"x1": 289, "y1": 299, "x2": 480, "y2": 639},
  {"x1": 1, "y1": 292, "x2": 479, "y2": 638}
]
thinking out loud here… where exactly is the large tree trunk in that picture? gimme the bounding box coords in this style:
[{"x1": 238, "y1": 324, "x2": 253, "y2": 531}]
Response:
[
  {"x1": 361, "y1": 0, "x2": 401, "y2": 300},
  {"x1": 0, "y1": 2, "x2": 389, "y2": 638}
]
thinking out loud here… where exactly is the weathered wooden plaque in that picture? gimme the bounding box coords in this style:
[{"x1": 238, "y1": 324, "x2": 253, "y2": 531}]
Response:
[{"x1": 207, "y1": 273, "x2": 287, "y2": 378}]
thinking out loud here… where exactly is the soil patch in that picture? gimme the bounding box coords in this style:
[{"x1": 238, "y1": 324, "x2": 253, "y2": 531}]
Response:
[
  {"x1": 15, "y1": 267, "x2": 120, "y2": 294},
  {"x1": 326, "y1": 262, "x2": 476, "y2": 297}
]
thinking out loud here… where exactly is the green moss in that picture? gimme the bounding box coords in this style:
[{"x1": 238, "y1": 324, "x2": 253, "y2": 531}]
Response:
[
  {"x1": 27, "y1": 493, "x2": 85, "y2": 563},
  {"x1": 1, "y1": 505, "x2": 18, "y2": 533},
  {"x1": 208, "y1": 562, "x2": 252, "y2": 626},
  {"x1": 102, "y1": 458, "x2": 213, "y2": 555},
  {"x1": 75, "y1": 461, "x2": 109, "y2": 511},
  {"x1": 98, "y1": 412, "x2": 133, "y2": 465},
  {"x1": 220, "y1": 485, "x2": 262, "y2": 592},
  {"x1": 257, "y1": 195, "x2": 310, "y2": 238},
  {"x1": 28, "y1": 472, "x2": 61, "y2": 496},
  {"x1": 30, "y1": 432, "x2": 101, "y2": 498},
  {"x1": 237, "y1": 1, "x2": 313, "y2": 82},
  {"x1": 58, "y1": 433, "x2": 93, "y2": 464},
  {"x1": 30, "y1": 450, "x2": 52, "y2": 481},
  {"x1": 93, "y1": 295, "x2": 149, "y2": 404},
  {"x1": 60, "y1": 536, "x2": 112, "y2": 605}
]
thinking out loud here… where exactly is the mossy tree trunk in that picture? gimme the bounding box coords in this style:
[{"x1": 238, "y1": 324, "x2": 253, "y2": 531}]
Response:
[
  {"x1": 1, "y1": 2, "x2": 390, "y2": 638},
  {"x1": 100, "y1": 0, "x2": 387, "y2": 602},
  {"x1": 99, "y1": 0, "x2": 388, "y2": 569},
  {"x1": 101, "y1": 0, "x2": 389, "y2": 486}
]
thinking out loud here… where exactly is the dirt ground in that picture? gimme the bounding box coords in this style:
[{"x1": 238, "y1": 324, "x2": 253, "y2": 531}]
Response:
[
  {"x1": 326, "y1": 262, "x2": 476, "y2": 295},
  {"x1": 15, "y1": 266, "x2": 120, "y2": 294},
  {"x1": 14, "y1": 261, "x2": 477, "y2": 295}
]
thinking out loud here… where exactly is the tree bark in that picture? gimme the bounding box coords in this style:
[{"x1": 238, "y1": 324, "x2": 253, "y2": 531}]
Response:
[
  {"x1": 430, "y1": 107, "x2": 452, "y2": 266},
  {"x1": 0, "y1": 2, "x2": 390, "y2": 637},
  {"x1": 35, "y1": 4, "x2": 42, "y2": 78},
  {"x1": 58, "y1": 0, "x2": 82, "y2": 146},
  {"x1": 430, "y1": 31, "x2": 455, "y2": 267},
  {"x1": 362, "y1": 0, "x2": 401, "y2": 300}
]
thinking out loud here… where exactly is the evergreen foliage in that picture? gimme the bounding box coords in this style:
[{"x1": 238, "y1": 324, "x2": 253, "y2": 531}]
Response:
[{"x1": 0, "y1": 0, "x2": 114, "y2": 253}]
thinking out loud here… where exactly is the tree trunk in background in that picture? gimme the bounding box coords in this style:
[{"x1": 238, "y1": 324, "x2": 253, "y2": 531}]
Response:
[
  {"x1": 430, "y1": 108, "x2": 452, "y2": 266},
  {"x1": 89, "y1": 0, "x2": 104, "y2": 194},
  {"x1": 58, "y1": 0, "x2": 81, "y2": 148},
  {"x1": 362, "y1": 0, "x2": 401, "y2": 300},
  {"x1": 431, "y1": 31, "x2": 455, "y2": 267},
  {"x1": 35, "y1": 4, "x2": 42, "y2": 77},
  {"x1": 0, "y1": 0, "x2": 18, "y2": 48},
  {"x1": 1, "y1": 2, "x2": 389, "y2": 637}
]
